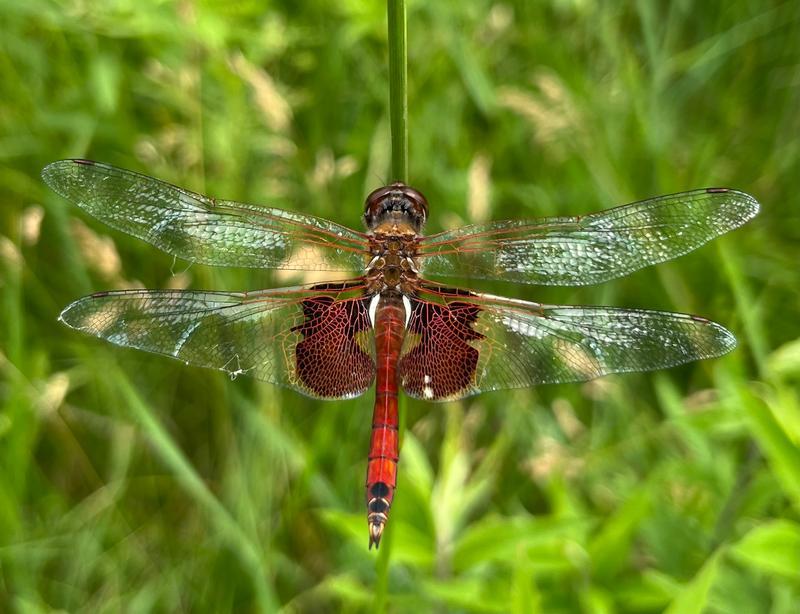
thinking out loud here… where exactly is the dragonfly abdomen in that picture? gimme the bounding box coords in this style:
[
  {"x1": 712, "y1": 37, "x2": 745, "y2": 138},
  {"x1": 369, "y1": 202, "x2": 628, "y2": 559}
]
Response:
[{"x1": 366, "y1": 291, "x2": 406, "y2": 549}]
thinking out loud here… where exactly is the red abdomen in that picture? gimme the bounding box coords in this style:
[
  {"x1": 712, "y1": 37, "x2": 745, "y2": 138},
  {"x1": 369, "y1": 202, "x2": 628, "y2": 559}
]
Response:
[{"x1": 366, "y1": 291, "x2": 405, "y2": 549}]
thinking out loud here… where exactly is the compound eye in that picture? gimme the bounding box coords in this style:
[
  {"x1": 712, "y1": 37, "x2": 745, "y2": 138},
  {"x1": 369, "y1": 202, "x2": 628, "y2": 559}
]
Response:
[
  {"x1": 364, "y1": 185, "x2": 392, "y2": 214},
  {"x1": 404, "y1": 187, "x2": 429, "y2": 218}
]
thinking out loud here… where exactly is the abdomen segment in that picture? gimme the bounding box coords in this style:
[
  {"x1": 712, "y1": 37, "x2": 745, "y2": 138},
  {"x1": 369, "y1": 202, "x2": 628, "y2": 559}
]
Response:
[{"x1": 366, "y1": 292, "x2": 406, "y2": 548}]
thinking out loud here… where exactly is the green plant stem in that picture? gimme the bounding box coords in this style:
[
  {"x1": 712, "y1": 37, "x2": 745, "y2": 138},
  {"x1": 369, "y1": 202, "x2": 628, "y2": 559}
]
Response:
[
  {"x1": 372, "y1": 3, "x2": 407, "y2": 601},
  {"x1": 387, "y1": 0, "x2": 408, "y2": 183}
]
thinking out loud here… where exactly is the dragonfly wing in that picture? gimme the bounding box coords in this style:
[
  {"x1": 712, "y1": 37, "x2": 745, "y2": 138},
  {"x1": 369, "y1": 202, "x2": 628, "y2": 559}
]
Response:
[
  {"x1": 399, "y1": 283, "x2": 735, "y2": 401},
  {"x1": 60, "y1": 281, "x2": 376, "y2": 399},
  {"x1": 42, "y1": 159, "x2": 368, "y2": 271},
  {"x1": 417, "y1": 188, "x2": 759, "y2": 286}
]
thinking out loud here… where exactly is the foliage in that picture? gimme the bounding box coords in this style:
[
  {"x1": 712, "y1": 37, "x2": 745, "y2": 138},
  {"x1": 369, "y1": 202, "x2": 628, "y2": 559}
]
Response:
[{"x1": 1, "y1": 0, "x2": 799, "y2": 611}]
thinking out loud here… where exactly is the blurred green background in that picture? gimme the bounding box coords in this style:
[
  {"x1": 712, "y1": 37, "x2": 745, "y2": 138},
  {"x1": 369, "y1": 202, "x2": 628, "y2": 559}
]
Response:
[{"x1": 1, "y1": 0, "x2": 799, "y2": 611}]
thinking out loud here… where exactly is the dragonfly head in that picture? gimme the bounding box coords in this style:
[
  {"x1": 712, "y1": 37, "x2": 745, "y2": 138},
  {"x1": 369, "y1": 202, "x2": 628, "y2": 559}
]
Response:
[{"x1": 363, "y1": 182, "x2": 428, "y2": 234}]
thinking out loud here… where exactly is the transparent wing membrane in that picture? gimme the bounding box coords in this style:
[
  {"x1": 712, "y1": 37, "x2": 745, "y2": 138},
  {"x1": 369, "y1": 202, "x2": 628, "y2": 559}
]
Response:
[
  {"x1": 399, "y1": 283, "x2": 736, "y2": 401},
  {"x1": 42, "y1": 159, "x2": 369, "y2": 272},
  {"x1": 47, "y1": 160, "x2": 756, "y2": 399},
  {"x1": 60, "y1": 281, "x2": 376, "y2": 399},
  {"x1": 417, "y1": 188, "x2": 759, "y2": 286}
]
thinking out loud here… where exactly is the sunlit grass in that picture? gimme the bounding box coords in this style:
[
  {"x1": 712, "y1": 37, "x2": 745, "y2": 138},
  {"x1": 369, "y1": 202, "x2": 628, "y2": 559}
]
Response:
[{"x1": 1, "y1": 0, "x2": 799, "y2": 611}]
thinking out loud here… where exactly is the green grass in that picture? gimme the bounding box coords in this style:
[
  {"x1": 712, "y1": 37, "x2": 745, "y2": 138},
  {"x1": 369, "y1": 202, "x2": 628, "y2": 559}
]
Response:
[{"x1": 2, "y1": 0, "x2": 800, "y2": 611}]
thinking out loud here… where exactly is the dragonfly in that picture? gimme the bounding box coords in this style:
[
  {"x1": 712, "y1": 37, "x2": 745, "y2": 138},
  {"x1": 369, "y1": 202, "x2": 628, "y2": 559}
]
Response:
[{"x1": 43, "y1": 159, "x2": 759, "y2": 548}]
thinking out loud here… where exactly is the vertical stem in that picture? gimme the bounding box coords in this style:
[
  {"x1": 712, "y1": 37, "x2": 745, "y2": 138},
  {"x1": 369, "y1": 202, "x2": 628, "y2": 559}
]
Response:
[
  {"x1": 373, "y1": 514, "x2": 393, "y2": 611},
  {"x1": 373, "y1": 3, "x2": 408, "y2": 605},
  {"x1": 387, "y1": 0, "x2": 408, "y2": 183}
]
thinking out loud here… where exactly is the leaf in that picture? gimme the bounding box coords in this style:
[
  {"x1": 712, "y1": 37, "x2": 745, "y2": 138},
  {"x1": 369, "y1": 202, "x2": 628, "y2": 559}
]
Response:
[
  {"x1": 318, "y1": 509, "x2": 364, "y2": 546},
  {"x1": 319, "y1": 573, "x2": 372, "y2": 605},
  {"x1": 767, "y1": 337, "x2": 800, "y2": 378},
  {"x1": 452, "y1": 515, "x2": 592, "y2": 572},
  {"x1": 400, "y1": 431, "x2": 434, "y2": 500},
  {"x1": 730, "y1": 520, "x2": 800, "y2": 580},
  {"x1": 730, "y1": 379, "x2": 800, "y2": 510},
  {"x1": 588, "y1": 486, "x2": 652, "y2": 579},
  {"x1": 665, "y1": 550, "x2": 723, "y2": 614},
  {"x1": 422, "y1": 576, "x2": 509, "y2": 613},
  {"x1": 510, "y1": 560, "x2": 542, "y2": 614}
]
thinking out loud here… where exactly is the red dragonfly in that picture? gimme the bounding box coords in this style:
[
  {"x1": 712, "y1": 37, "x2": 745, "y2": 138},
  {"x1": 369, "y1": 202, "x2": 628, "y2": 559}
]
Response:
[{"x1": 44, "y1": 159, "x2": 758, "y2": 548}]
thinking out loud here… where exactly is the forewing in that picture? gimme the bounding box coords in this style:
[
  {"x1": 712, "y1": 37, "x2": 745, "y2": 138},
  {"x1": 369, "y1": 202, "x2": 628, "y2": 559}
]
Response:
[
  {"x1": 42, "y1": 159, "x2": 368, "y2": 271},
  {"x1": 60, "y1": 281, "x2": 376, "y2": 399},
  {"x1": 417, "y1": 189, "x2": 759, "y2": 286},
  {"x1": 399, "y1": 284, "x2": 735, "y2": 401}
]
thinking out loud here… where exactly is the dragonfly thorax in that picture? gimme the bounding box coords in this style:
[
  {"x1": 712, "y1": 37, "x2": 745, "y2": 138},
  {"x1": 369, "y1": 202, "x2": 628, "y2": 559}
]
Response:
[{"x1": 365, "y1": 236, "x2": 419, "y2": 295}]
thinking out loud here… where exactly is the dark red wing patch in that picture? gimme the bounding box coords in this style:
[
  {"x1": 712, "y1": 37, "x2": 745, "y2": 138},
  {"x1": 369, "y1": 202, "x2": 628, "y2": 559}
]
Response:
[
  {"x1": 398, "y1": 281, "x2": 739, "y2": 400},
  {"x1": 293, "y1": 294, "x2": 374, "y2": 398},
  {"x1": 399, "y1": 298, "x2": 484, "y2": 400},
  {"x1": 57, "y1": 281, "x2": 376, "y2": 399}
]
